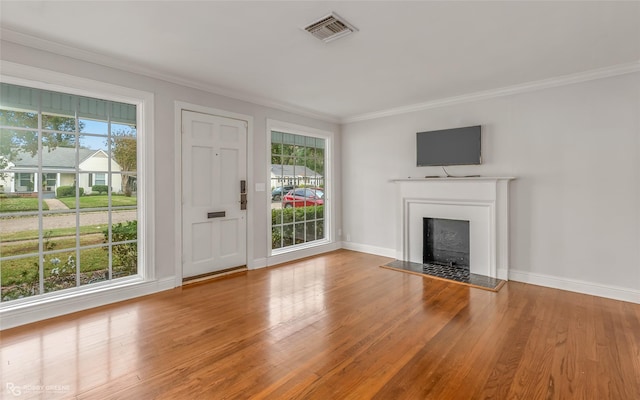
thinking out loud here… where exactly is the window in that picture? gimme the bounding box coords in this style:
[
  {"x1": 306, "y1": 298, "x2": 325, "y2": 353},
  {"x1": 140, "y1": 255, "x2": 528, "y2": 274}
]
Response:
[
  {"x1": 270, "y1": 129, "x2": 327, "y2": 251},
  {"x1": 88, "y1": 173, "x2": 106, "y2": 188},
  {"x1": 43, "y1": 173, "x2": 57, "y2": 189},
  {"x1": 94, "y1": 173, "x2": 106, "y2": 185},
  {"x1": 0, "y1": 82, "x2": 139, "y2": 303},
  {"x1": 17, "y1": 173, "x2": 33, "y2": 191}
]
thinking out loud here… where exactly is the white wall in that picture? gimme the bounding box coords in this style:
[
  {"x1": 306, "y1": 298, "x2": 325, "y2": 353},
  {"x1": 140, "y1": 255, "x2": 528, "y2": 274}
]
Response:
[
  {"x1": 0, "y1": 40, "x2": 340, "y2": 281},
  {"x1": 342, "y1": 72, "x2": 640, "y2": 302}
]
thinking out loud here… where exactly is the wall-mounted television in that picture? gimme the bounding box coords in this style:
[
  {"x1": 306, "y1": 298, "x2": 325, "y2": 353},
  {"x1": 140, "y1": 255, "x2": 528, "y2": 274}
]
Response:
[{"x1": 417, "y1": 125, "x2": 482, "y2": 166}]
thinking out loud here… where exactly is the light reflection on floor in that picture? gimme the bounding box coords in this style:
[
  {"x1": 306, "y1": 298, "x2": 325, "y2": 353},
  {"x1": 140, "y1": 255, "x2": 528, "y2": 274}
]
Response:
[
  {"x1": 268, "y1": 262, "x2": 327, "y2": 334},
  {"x1": 0, "y1": 306, "x2": 140, "y2": 398}
]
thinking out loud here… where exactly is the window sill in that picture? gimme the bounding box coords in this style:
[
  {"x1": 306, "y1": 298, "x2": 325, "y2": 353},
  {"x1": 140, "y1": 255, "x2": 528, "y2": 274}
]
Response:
[
  {"x1": 267, "y1": 239, "x2": 340, "y2": 268},
  {"x1": 0, "y1": 276, "x2": 175, "y2": 330},
  {"x1": 271, "y1": 238, "x2": 331, "y2": 256}
]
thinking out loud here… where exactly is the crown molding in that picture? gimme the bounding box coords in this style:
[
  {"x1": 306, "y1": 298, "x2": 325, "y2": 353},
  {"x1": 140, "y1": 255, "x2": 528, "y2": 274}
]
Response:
[
  {"x1": 0, "y1": 28, "x2": 340, "y2": 124},
  {"x1": 341, "y1": 61, "x2": 640, "y2": 124},
  {"x1": 2, "y1": 28, "x2": 638, "y2": 126}
]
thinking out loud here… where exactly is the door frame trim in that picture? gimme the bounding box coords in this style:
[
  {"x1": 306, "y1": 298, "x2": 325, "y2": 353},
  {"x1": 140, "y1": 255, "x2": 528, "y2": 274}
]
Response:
[{"x1": 174, "y1": 101, "x2": 254, "y2": 286}]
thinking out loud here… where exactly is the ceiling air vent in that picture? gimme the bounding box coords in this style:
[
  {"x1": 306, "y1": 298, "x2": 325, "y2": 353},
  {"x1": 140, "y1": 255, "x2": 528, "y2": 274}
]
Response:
[{"x1": 304, "y1": 12, "x2": 358, "y2": 43}]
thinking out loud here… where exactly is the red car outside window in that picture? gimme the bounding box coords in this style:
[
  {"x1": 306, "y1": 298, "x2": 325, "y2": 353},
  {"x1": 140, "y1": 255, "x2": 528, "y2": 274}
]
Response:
[{"x1": 282, "y1": 188, "x2": 324, "y2": 208}]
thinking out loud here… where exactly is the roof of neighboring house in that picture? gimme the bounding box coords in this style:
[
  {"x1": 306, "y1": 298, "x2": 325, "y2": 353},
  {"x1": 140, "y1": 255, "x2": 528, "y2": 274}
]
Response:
[
  {"x1": 9, "y1": 148, "x2": 100, "y2": 169},
  {"x1": 271, "y1": 165, "x2": 322, "y2": 178}
]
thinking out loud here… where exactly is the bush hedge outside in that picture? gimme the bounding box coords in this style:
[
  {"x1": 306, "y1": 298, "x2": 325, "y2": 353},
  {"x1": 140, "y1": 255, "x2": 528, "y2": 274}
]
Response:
[
  {"x1": 272, "y1": 205, "x2": 324, "y2": 249},
  {"x1": 105, "y1": 220, "x2": 137, "y2": 277},
  {"x1": 56, "y1": 186, "x2": 84, "y2": 198},
  {"x1": 91, "y1": 185, "x2": 109, "y2": 194},
  {"x1": 271, "y1": 205, "x2": 324, "y2": 225}
]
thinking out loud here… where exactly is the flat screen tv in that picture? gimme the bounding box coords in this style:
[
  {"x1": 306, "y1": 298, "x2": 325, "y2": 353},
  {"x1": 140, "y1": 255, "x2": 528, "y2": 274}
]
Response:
[{"x1": 416, "y1": 125, "x2": 481, "y2": 166}]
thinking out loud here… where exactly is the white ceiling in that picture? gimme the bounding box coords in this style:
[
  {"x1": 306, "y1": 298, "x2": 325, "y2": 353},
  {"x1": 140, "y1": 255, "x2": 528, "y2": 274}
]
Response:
[{"x1": 1, "y1": 1, "x2": 639, "y2": 122}]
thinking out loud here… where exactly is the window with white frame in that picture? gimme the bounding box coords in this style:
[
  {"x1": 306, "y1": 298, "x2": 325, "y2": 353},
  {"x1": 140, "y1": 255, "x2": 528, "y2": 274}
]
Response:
[
  {"x1": 17, "y1": 173, "x2": 33, "y2": 191},
  {"x1": 94, "y1": 173, "x2": 106, "y2": 185},
  {"x1": 270, "y1": 129, "x2": 327, "y2": 251},
  {"x1": 0, "y1": 82, "x2": 140, "y2": 303},
  {"x1": 43, "y1": 173, "x2": 57, "y2": 189}
]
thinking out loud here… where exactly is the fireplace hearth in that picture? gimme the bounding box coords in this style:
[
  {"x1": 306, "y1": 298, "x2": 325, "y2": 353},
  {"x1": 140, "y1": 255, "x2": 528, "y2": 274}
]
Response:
[{"x1": 383, "y1": 259, "x2": 504, "y2": 291}]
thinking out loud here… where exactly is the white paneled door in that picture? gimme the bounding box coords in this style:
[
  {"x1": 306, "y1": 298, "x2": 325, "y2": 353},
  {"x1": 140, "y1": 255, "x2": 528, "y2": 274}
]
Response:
[{"x1": 182, "y1": 110, "x2": 247, "y2": 278}]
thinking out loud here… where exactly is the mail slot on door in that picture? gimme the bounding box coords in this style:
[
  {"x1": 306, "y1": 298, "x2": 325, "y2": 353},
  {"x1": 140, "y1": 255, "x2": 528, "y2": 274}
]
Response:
[{"x1": 207, "y1": 211, "x2": 226, "y2": 219}]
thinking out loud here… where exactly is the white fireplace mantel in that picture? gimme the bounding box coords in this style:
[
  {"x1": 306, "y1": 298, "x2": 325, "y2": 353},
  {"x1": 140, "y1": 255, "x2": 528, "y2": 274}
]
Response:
[{"x1": 392, "y1": 177, "x2": 515, "y2": 280}]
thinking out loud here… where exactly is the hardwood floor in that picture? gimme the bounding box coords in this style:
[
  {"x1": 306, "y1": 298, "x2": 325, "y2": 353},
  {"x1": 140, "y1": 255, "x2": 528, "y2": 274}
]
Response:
[{"x1": 1, "y1": 249, "x2": 639, "y2": 399}]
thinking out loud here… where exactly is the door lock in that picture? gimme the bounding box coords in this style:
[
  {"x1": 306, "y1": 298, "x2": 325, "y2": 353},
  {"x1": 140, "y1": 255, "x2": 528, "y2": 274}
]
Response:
[{"x1": 240, "y1": 180, "x2": 247, "y2": 210}]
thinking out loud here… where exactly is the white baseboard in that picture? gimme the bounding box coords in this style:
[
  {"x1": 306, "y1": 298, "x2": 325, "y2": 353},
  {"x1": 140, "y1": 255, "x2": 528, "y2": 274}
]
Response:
[
  {"x1": 250, "y1": 257, "x2": 267, "y2": 270},
  {"x1": 497, "y1": 268, "x2": 509, "y2": 281},
  {"x1": 255, "y1": 241, "x2": 394, "y2": 270},
  {"x1": 0, "y1": 277, "x2": 176, "y2": 330},
  {"x1": 340, "y1": 242, "x2": 396, "y2": 258},
  {"x1": 509, "y1": 269, "x2": 640, "y2": 304}
]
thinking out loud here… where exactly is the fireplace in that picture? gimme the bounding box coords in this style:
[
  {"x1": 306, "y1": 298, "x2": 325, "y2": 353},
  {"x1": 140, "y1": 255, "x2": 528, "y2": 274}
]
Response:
[
  {"x1": 393, "y1": 177, "x2": 515, "y2": 280},
  {"x1": 423, "y1": 218, "x2": 470, "y2": 268}
]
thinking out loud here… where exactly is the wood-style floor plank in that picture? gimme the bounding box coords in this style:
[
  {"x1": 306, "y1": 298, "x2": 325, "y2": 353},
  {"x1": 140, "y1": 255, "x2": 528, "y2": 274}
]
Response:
[{"x1": 1, "y1": 249, "x2": 639, "y2": 399}]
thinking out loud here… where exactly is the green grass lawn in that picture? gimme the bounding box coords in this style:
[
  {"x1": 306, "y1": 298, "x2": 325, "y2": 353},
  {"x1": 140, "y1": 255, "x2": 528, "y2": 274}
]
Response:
[
  {"x1": 0, "y1": 197, "x2": 50, "y2": 212},
  {"x1": 1, "y1": 215, "x2": 137, "y2": 300},
  {"x1": 1, "y1": 247, "x2": 109, "y2": 286},
  {"x1": 1, "y1": 233, "x2": 107, "y2": 285},
  {"x1": 1, "y1": 220, "x2": 137, "y2": 283},
  {"x1": 1, "y1": 195, "x2": 138, "y2": 298},
  {"x1": 0, "y1": 224, "x2": 107, "y2": 242},
  {"x1": 58, "y1": 195, "x2": 137, "y2": 209}
]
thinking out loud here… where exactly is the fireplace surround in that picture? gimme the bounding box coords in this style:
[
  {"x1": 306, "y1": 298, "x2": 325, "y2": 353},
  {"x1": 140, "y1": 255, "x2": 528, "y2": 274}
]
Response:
[{"x1": 393, "y1": 177, "x2": 514, "y2": 279}]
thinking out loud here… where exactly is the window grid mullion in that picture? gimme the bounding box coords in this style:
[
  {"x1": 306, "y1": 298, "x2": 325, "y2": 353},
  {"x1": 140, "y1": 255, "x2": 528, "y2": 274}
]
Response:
[
  {"x1": 75, "y1": 99, "x2": 81, "y2": 288},
  {"x1": 107, "y1": 104, "x2": 113, "y2": 281},
  {"x1": 37, "y1": 92, "x2": 45, "y2": 295}
]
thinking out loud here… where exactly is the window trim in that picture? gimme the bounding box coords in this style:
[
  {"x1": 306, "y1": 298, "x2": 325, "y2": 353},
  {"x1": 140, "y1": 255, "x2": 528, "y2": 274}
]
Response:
[
  {"x1": 0, "y1": 61, "x2": 157, "y2": 329},
  {"x1": 266, "y1": 119, "x2": 334, "y2": 258}
]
